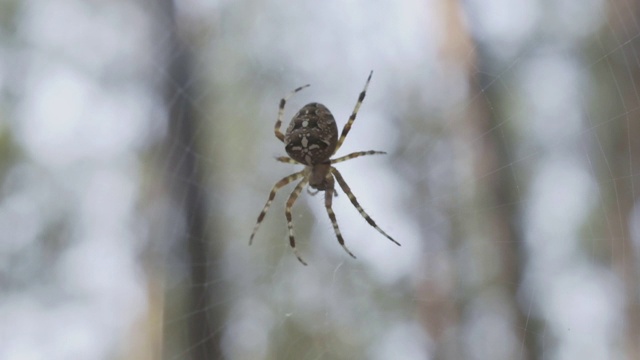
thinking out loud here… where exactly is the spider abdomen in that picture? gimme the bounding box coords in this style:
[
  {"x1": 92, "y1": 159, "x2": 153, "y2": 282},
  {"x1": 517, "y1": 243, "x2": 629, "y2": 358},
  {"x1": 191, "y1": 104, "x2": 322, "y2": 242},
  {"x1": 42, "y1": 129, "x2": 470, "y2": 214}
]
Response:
[{"x1": 284, "y1": 102, "x2": 338, "y2": 165}]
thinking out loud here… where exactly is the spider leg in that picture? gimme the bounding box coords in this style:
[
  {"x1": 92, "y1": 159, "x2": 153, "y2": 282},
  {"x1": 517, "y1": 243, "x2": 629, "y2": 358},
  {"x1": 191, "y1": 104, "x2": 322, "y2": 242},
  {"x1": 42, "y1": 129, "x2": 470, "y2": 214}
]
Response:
[
  {"x1": 285, "y1": 177, "x2": 310, "y2": 265},
  {"x1": 331, "y1": 167, "x2": 400, "y2": 246},
  {"x1": 324, "y1": 174, "x2": 357, "y2": 259},
  {"x1": 331, "y1": 150, "x2": 386, "y2": 165},
  {"x1": 249, "y1": 171, "x2": 305, "y2": 245},
  {"x1": 334, "y1": 70, "x2": 373, "y2": 152},
  {"x1": 275, "y1": 156, "x2": 301, "y2": 164},
  {"x1": 274, "y1": 84, "x2": 310, "y2": 142}
]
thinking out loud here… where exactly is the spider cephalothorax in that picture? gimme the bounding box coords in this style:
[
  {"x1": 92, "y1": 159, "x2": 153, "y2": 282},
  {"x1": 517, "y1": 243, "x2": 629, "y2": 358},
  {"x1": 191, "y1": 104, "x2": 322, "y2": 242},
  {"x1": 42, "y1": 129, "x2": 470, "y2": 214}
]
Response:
[{"x1": 249, "y1": 71, "x2": 400, "y2": 265}]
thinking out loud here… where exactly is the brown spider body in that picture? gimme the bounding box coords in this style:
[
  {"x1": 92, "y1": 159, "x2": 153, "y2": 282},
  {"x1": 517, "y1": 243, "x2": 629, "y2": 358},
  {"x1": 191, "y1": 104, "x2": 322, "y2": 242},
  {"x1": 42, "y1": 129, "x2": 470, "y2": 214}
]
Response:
[
  {"x1": 249, "y1": 71, "x2": 400, "y2": 265},
  {"x1": 284, "y1": 102, "x2": 338, "y2": 166}
]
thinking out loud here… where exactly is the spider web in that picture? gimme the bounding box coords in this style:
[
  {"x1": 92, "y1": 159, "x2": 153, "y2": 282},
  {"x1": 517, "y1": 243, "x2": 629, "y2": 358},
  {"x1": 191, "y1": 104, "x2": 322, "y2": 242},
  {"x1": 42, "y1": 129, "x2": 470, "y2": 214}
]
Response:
[{"x1": 1, "y1": 0, "x2": 639, "y2": 359}]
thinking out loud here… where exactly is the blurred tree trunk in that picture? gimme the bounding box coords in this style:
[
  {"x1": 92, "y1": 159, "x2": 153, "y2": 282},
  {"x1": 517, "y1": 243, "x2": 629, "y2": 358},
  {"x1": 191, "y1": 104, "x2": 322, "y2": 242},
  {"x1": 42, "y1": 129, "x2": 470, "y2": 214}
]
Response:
[
  {"x1": 410, "y1": 3, "x2": 470, "y2": 358},
  {"x1": 610, "y1": 88, "x2": 640, "y2": 360},
  {"x1": 156, "y1": 0, "x2": 223, "y2": 359},
  {"x1": 604, "y1": 3, "x2": 640, "y2": 356},
  {"x1": 412, "y1": 1, "x2": 535, "y2": 359},
  {"x1": 470, "y1": 65, "x2": 535, "y2": 359}
]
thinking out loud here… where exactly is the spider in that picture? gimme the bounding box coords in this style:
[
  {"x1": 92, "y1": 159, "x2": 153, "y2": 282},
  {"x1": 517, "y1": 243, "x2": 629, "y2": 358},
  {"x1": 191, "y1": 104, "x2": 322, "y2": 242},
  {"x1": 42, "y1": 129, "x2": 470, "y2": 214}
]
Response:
[{"x1": 249, "y1": 71, "x2": 400, "y2": 265}]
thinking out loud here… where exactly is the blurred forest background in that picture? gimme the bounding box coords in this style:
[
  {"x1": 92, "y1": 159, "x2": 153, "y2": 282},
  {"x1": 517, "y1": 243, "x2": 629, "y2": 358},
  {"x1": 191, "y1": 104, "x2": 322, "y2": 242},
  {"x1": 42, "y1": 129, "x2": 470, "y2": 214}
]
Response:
[{"x1": 0, "y1": 0, "x2": 639, "y2": 359}]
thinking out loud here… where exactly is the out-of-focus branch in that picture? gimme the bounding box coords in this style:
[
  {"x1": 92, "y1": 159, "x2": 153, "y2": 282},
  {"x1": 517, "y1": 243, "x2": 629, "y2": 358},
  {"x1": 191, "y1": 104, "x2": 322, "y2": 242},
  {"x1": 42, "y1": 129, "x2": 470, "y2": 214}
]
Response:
[{"x1": 156, "y1": 1, "x2": 223, "y2": 359}]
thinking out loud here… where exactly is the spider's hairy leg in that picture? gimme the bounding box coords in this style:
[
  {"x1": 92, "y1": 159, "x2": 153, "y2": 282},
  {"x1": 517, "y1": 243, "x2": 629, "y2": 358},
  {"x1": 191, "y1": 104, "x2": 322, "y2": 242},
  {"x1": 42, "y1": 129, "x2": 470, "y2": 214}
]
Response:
[
  {"x1": 331, "y1": 150, "x2": 386, "y2": 165},
  {"x1": 324, "y1": 175, "x2": 357, "y2": 259},
  {"x1": 274, "y1": 83, "x2": 310, "y2": 142},
  {"x1": 334, "y1": 70, "x2": 373, "y2": 152},
  {"x1": 249, "y1": 171, "x2": 306, "y2": 245},
  {"x1": 285, "y1": 177, "x2": 310, "y2": 265},
  {"x1": 275, "y1": 156, "x2": 301, "y2": 164},
  {"x1": 331, "y1": 167, "x2": 401, "y2": 246}
]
